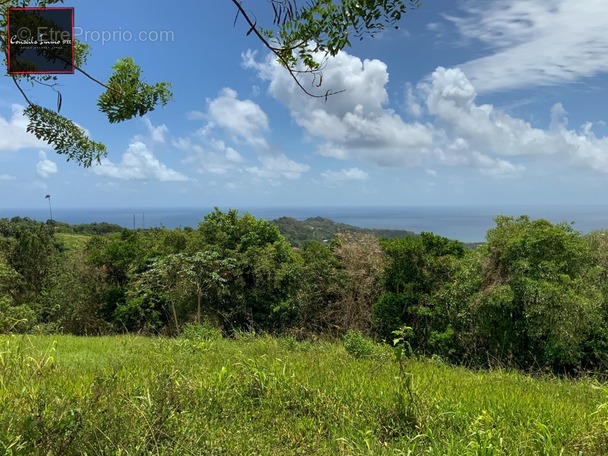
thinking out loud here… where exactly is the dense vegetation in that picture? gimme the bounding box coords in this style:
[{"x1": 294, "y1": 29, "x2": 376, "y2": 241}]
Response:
[
  {"x1": 2, "y1": 210, "x2": 608, "y2": 374},
  {"x1": 272, "y1": 216, "x2": 414, "y2": 248}
]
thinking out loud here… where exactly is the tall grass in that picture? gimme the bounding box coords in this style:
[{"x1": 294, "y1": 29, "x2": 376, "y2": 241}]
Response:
[{"x1": 1, "y1": 333, "x2": 607, "y2": 454}]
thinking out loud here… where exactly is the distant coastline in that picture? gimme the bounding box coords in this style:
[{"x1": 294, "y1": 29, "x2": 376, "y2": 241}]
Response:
[{"x1": 2, "y1": 205, "x2": 608, "y2": 243}]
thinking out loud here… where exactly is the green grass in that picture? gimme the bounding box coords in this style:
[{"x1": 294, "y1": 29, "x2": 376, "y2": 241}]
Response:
[
  {"x1": 56, "y1": 233, "x2": 90, "y2": 252},
  {"x1": 1, "y1": 334, "x2": 608, "y2": 454}
]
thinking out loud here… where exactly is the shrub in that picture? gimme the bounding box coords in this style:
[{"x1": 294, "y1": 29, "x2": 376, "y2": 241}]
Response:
[
  {"x1": 372, "y1": 292, "x2": 410, "y2": 341},
  {"x1": 342, "y1": 330, "x2": 382, "y2": 359},
  {"x1": 0, "y1": 298, "x2": 37, "y2": 333}
]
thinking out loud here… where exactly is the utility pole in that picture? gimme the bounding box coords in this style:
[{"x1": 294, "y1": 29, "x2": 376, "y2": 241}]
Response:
[{"x1": 45, "y1": 194, "x2": 53, "y2": 221}]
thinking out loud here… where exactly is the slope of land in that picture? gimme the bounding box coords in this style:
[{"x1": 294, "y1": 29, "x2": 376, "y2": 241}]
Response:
[
  {"x1": 272, "y1": 216, "x2": 415, "y2": 247},
  {"x1": 1, "y1": 334, "x2": 605, "y2": 455}
]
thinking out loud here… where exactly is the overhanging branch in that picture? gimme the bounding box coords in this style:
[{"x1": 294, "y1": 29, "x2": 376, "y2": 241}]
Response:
[{"x1": 230, "y1": 0, "x2": 344, "y2": 99}]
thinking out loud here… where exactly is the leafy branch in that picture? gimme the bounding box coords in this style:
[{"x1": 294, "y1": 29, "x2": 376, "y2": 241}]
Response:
[
  {"x1": 1, "y1": 1, "x2": 173, "y2": 167},
  {"x1": 231, "y1": 0, "x2": 420, "y2": 98}
]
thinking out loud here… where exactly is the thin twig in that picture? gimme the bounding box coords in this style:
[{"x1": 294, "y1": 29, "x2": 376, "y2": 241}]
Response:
[
  {"x1": 230, "y1": 0, "x2": 343, "y2": 99},
  {"x1": 11, "y1": 74, "x2": 33, "y2": 106},
  {"x1": 73, "y1": 64, "x2": 114, "y2": 92}
]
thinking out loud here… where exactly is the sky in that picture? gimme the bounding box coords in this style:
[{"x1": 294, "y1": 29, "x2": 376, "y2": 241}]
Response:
[{"x1": 2, "y1": 0, "x2": 608, "y2": 211}]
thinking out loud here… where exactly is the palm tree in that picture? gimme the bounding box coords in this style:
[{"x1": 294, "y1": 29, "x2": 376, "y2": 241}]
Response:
[{"x1": 45, "y1": 194, "x2": 53, "y2": 221}]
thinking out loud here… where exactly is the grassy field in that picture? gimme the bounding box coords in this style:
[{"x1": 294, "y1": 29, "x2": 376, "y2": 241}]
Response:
[
  {"x1": 55, "y1": 232, "x2": 90, "y2": 251},
  {"x1": 1, "y1": 332, "x2": 608, "y2": 455}
]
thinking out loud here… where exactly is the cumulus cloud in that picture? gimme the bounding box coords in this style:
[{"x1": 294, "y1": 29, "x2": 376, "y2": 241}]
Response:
[
  {"x1": 243, "y1": 49, "x2": 435, "y2": 167},
  {"x1": 422, "y1": 67, "x2": 548, "y2": 168},
  {"x1": 245, "y1": 47, "x2": 608, "y2": 178},
  {"x1": 448, "y1": 0, "x2": 608, "y2": 93},
  {"x1": 0, "y1": 105, "x2": 51, "y2": 152},
  {"x1": 93, "y1": 141, "x2": 188, "y2": 181},
  {"x1": 186, "y1": 87, "x2": 310, "y2": 181},
  {"x1": 36, "y1": 151, "x2": 58, "y2": 178},
  {"x1": 245, "y1": 50, "x2": 521, "y2": 176},
  {"x1": 200, "y1": 87, "x2": 269, "y2": 149},
  {"x1": 419, "y1": 67, "x2": 608, "y2": 176}
]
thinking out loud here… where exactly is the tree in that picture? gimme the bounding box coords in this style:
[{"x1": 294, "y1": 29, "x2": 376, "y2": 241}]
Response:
[
  {"x1": 293, "y1": 241, "x2": 346, "y2": 334},
  {"x1": 331, "y1": 232, "x2": 386, "y2": 334},
  {"x1": 178, "y1": 251, "x2": 235, "y2": 325},
  {"x1": 85, "y1": 229, "x2": 144, "y2": 327},
  {"x1": 130, "y1": 253, "x2": 186, "y2": 333},
  {"x1": 456, "y1": 216, "x2": 602, "y2": 370},
  {"x1": 0, "y1": 262, "x2": 34, "y2": 333},
  {"x1": 1, "y1": 0, "x2": 419, "y2": 166},
  {"x1": 373, "y1": 233, "x2": 465, "y2": 349},
  {"x1": 1, "y1": 219, "x2": 59, "y2": 305},
  {"x1": 46, "y1": 248, "x2": 110, "y2": 335},
  {"x1": 195, "y1": 208, "x2": 299, "y2": 331},
  {"x1": 0, "y1": 218, "x2": 63, "y2": 331}
]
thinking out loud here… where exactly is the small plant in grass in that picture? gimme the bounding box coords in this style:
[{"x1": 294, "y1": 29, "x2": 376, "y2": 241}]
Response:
[
  {"x1": 232, "y1": 328, "x2": 259, "y2": 342},
  {"x1": 391, "y1": 325, "x2": 414, "y2": 366},
  {"x1": 342, "y1": 330, "x2": 382, "y2": 359},
  {"x1": 280, "y1": 334, "x2": 313, "y2": 352},
  {"x1": 180, "y1": 321, "x2": 222, "y2": 341},
  {"x1": 467, "y1": 409, "x2": 504, "y2": 454},
  {"x1": 390, "y1": 326, "x2": 420, "y2": 432}
]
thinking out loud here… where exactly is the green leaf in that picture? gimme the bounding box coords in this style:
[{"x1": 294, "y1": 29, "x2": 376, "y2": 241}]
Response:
[
  {"x1": 24, "y1": 104, "x2": 107, "y2": 167},
  {"x1": 97, "y1": 57, "x2": 173, "y2": 124}
]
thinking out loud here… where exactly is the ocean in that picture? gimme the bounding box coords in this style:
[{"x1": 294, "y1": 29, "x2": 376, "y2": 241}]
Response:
[{"x1": 2, "y1": 205, "x2": 608, "y2": 243}]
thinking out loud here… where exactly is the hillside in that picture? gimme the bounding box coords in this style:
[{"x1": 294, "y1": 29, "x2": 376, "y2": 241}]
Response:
[
  {"x1": 272, "y1": 216, "x2": 415, "y2": 247},
  {"x1": 1, "y1": 334, "x2": 605, "y2": 455}
]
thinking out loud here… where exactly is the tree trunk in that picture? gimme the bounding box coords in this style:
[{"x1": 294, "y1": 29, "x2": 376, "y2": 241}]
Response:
[
  {"x1": 171, "y1": 301, "x2": 179, "y2": 334},
  {"x1": 196, "y1": 291, "x2": 202, "y2": 324}
]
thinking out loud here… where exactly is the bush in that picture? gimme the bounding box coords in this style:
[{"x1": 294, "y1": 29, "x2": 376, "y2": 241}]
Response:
[
  {"x1": 0, "y1": 298, "x2": 37, "y2": 334},
  {"x1": 342, "y1": 330, "x2": 383, "y2": 359},
  {"x1": 372, "y1": 292, "x2": 410, "y2": 341}
]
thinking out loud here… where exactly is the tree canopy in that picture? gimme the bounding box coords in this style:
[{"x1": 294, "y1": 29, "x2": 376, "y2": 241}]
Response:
[
  {"x1": 3, "y1": 212, "x2": 608, "y2": 373},
  {"x1": 1, "y1": 0, "x2": 419, "y2": 166}
]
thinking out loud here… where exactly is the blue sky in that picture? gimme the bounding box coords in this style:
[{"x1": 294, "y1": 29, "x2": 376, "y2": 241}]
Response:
[{"x1": 2, "y1": 0, "x2": 608, "y2": 210}]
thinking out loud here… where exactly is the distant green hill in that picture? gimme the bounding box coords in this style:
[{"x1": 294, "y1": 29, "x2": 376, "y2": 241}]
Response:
[{"x1": 271, "y1": 216, "x2": 415, "y2": 247}]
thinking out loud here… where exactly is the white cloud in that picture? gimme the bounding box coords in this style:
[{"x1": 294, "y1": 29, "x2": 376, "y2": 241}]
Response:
[
  {"x1": 176, "y1": 137, "x2": 244, "y2": 175},
  {"x1": 0, "y1": 105, "x2": 51, "y2": 152},
  {"x1": 418, "y1": 67, "x2": 608, "y2": 176},
  {"x1": 405, "y1": 83, "x2": 423, "y2": 118},
  {"x1": 246, "y1": 45, "x2": 608, "y2": 178},
  {"x1": 0, "y1": 174, "x2": 16, "y2": 181},
  {"x1": 142, "y1": 117, "x2": 168, "y2": 143},
  {"x1": 471, "y1": 152, "x2": 524, "y2": 178},
  {"x1": 448, "y1": 0, "x2": 608, "y2": 93},
  {"x1": 423, "y1": 67, "x2": 550, "y2": 159},
  {"x1": 243, "y1": 49, "x2": 435, "y2": 167},
  {"x1": 246, "y1": 154, "x2": 310, "y2": 180},
  {"x1": 36, "y1": 151, "x2": 58, "y2": 178},
  {"x1": 93, "y1": 141, "x2": 188, "y2": 181},
  {"x1": 321, "y1": 167, "x2": 369, "y2": 184},
  {"x1": 184, "y1": 86, "x2": 309, "y2": 182},
  {"x1": 202, "y1": 87, "x2": 269, "y2": 149}
]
